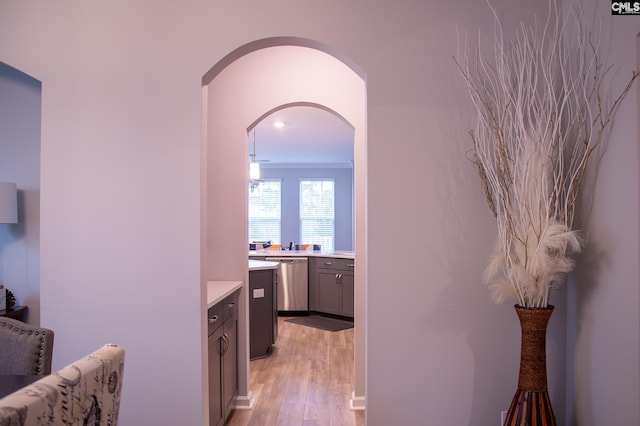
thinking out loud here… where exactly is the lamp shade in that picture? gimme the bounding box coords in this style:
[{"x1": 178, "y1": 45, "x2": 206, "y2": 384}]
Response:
[
  {"x1": 249, "y1": 162, "x2": 260, "y2": 180},
  {"x1": 0, "y1": 182, "x2": 17, "y2": 224}
]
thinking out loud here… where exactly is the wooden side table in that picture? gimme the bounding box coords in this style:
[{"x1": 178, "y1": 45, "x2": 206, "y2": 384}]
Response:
[{"x1": 0, "y1": 306, "x2": 28, "y2": 322}]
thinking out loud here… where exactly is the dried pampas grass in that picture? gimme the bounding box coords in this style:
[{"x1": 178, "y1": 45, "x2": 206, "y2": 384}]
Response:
[{"x1": 455, "y1": 0, "x2": 638, "y2": 307}]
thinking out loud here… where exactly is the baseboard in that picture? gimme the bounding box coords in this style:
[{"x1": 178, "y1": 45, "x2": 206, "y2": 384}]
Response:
[
  {"x1": 350, "y1": 392, "x2": 365, "y2": 410},
  {"x1": 232, "y1": 391, "x2": 255, "y2": 410}
]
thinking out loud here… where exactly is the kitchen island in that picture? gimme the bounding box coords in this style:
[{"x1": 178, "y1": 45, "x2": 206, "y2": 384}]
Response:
[
  {"x1": 247, "y1": 260, "x2": 278, "y2": 359},
  {"x1": 248, "y1": 259, "x2": 279, "y2": 271}
]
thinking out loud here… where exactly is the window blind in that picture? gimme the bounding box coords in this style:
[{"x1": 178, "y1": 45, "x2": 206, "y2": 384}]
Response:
[
  {"x1": 299, "y1": 179, "x2": 334, "y2": 251},
  {"x1": 248, "y1": 180, "x2": 281, "y2": 245}
]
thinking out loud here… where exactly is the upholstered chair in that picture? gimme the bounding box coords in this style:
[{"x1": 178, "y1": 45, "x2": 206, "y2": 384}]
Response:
[
  {"x1": 0, "y1": 316, "x2": 54, "y2": 375},
  {"x1": 0, "y1": 344, "x2": 125, "y2": 426}
]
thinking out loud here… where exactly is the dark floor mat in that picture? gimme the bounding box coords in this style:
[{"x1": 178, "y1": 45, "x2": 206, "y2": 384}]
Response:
[{"x1": 285, "y1": 315, "x2": 354, "y2": 332}]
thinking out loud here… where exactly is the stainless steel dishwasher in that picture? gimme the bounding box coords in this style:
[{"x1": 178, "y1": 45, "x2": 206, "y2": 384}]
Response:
[{"x1": 265, "y1": 257, "x2": 308, "y2": 314}]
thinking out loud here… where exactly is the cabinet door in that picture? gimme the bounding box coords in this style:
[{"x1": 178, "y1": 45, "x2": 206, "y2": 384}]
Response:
[
  {"x1": 315, "y1": 269, "x2": 341, "y2": 316},
  {"x1": 340, "y1": 272, "x2": 355, "y2": 318},
  {"x1": 208, "y1": 326, "x2": 224, "y2": 426},
  {"x1": 222, "y1": 312, "x2": 238, "y2": 416}
]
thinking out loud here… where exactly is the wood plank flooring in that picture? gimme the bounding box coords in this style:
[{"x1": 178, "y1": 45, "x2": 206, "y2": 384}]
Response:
[{"x1": 225, "y1": 316, "x2": 365, "y2": 426}]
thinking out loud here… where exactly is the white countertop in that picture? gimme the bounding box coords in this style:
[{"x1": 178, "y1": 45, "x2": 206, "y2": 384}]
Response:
[
  {"x1": 248, "y1": 259, "x2": 279, "y2": 271},
  {"x1": 206, "y1": 280, "x2": 242, "y2": 308},
  {"x1": 249, "y1": 249, "x2": 354, "y2": 259}
]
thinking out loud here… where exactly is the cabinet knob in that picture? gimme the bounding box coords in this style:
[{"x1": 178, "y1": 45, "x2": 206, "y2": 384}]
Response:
[
  {"x1": 324, "y1": 262, "x2": 333, "y2": 265},
  {"x1": 208, "y1": 315, "x2": 219, "y2": 324},
  {"x1": 347, "y1": 263, "x2": 355, "y2": 268}
]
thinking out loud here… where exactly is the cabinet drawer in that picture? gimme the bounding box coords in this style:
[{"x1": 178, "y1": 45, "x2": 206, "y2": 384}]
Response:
[
  {"x1": 316, "y1": 257, "x2": 354, "y2": 271},
  {"x1": 208, "y1": 302, "x2": 223, "y2": 335},
  {"x1": 222, "y1": 289, "x2": 240, "y2": 320}
]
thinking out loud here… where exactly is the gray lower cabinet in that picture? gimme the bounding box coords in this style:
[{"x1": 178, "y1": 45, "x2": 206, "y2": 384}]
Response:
[
  {"x1": 249, "y1": 268, "x2": 277, "y2": 359},
  {"x1": 208, "y1": 289, "x2": 239, "y2": 426},
  {"x1": 309, "y1": 257, "x2": 354, "y2": 318}
]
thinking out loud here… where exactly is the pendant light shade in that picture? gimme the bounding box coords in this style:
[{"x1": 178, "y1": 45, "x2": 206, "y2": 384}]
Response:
[
  {"x1": 0, "y1": 182, "x2": 17, "y2": 224},
  {"x1": 249, "y1": 161, "x2": 260, "y2": 180},
  {"x1": 249, "y1": 127, "x2": 262, "y2": 190}
]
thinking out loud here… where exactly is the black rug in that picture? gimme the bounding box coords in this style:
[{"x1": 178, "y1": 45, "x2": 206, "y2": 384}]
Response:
[{"x1": 285, "y1": 315, "x2": 354, "y2": 332}]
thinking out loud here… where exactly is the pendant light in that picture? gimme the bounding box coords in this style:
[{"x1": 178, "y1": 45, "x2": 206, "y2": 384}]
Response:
[{"x1": 249, "y1": 128, "x2": 261, "y2": 191}]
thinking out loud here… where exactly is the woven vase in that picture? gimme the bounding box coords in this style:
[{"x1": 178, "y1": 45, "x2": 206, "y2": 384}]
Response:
[{"x1": 504, "y1": 305, "x2": 556, "y2": 426}]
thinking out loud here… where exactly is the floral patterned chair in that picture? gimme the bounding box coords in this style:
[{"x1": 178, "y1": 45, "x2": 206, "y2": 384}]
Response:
[
  {"x1": 0, "y1": 317, "x2": 54, "y2": 375},
  {"x1": 0, "y1": 344, "x2": 125, "y2": 426}
]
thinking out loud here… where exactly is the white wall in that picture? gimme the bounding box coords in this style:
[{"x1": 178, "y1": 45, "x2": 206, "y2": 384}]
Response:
[
  {"x1": 0, "y1": 62, "x2": 41, "y2": 326},
  {"x1": 0, "y1": 1, "x2": 637, "y2": 425}
]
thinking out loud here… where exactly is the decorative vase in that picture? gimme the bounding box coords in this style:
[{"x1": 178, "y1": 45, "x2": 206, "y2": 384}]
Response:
[{"x1": 504, "y1": 305, "x2": 556, "y2": 426}]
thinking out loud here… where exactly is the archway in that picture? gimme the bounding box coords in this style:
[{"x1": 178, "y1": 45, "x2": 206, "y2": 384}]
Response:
[{"x1": 202, "y1": 38, "x2": 367, "y2": 413}]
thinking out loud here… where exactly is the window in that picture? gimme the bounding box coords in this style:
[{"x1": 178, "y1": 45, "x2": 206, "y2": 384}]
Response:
[
  {"x1": 248, "y1": 180, "x2": 281, "y2": 245},
  {"x1": 300, "y1": 179, "x2": 334, "y2": 251}
]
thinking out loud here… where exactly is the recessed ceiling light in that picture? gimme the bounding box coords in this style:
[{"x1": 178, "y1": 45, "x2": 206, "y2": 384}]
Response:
[{"x1": 273, "y1": 121, "x2": 285, "y2": 128}]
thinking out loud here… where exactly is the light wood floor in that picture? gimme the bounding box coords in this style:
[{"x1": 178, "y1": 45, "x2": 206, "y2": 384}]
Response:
[{"x1": 226, "y1": 316, "x2": 365, "y2": 426}]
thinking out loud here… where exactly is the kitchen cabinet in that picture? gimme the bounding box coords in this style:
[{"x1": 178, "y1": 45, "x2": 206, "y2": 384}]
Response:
[
  {"x1": 309, "y1": 257, "x2": 354, "y2": 319},
  {"x1": 249, "y1": 267, "x2": 278, "y2": 359},
  {"x1": 208, "y1": 289, "x2": 239, "y2": 426}
]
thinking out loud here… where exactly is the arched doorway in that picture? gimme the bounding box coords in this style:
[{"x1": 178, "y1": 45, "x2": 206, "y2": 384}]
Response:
[{"x1": 201, "y1": 38, "x2": 367, "y2": 413}]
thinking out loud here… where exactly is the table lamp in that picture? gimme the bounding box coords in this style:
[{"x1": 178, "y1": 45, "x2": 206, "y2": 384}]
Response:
[{"x1": 0, "y1": 182, "x2": 17, "y2": 224}]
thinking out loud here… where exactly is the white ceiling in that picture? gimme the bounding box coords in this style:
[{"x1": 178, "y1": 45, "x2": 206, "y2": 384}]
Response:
[{"x1": 251, "y1": 105, "x2": 355, "y2": 167}]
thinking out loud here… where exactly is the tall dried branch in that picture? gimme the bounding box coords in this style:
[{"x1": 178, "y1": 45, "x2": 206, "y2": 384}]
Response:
[{"x1": 455, "y1": 0, "x2": 638, "y2": 307}]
